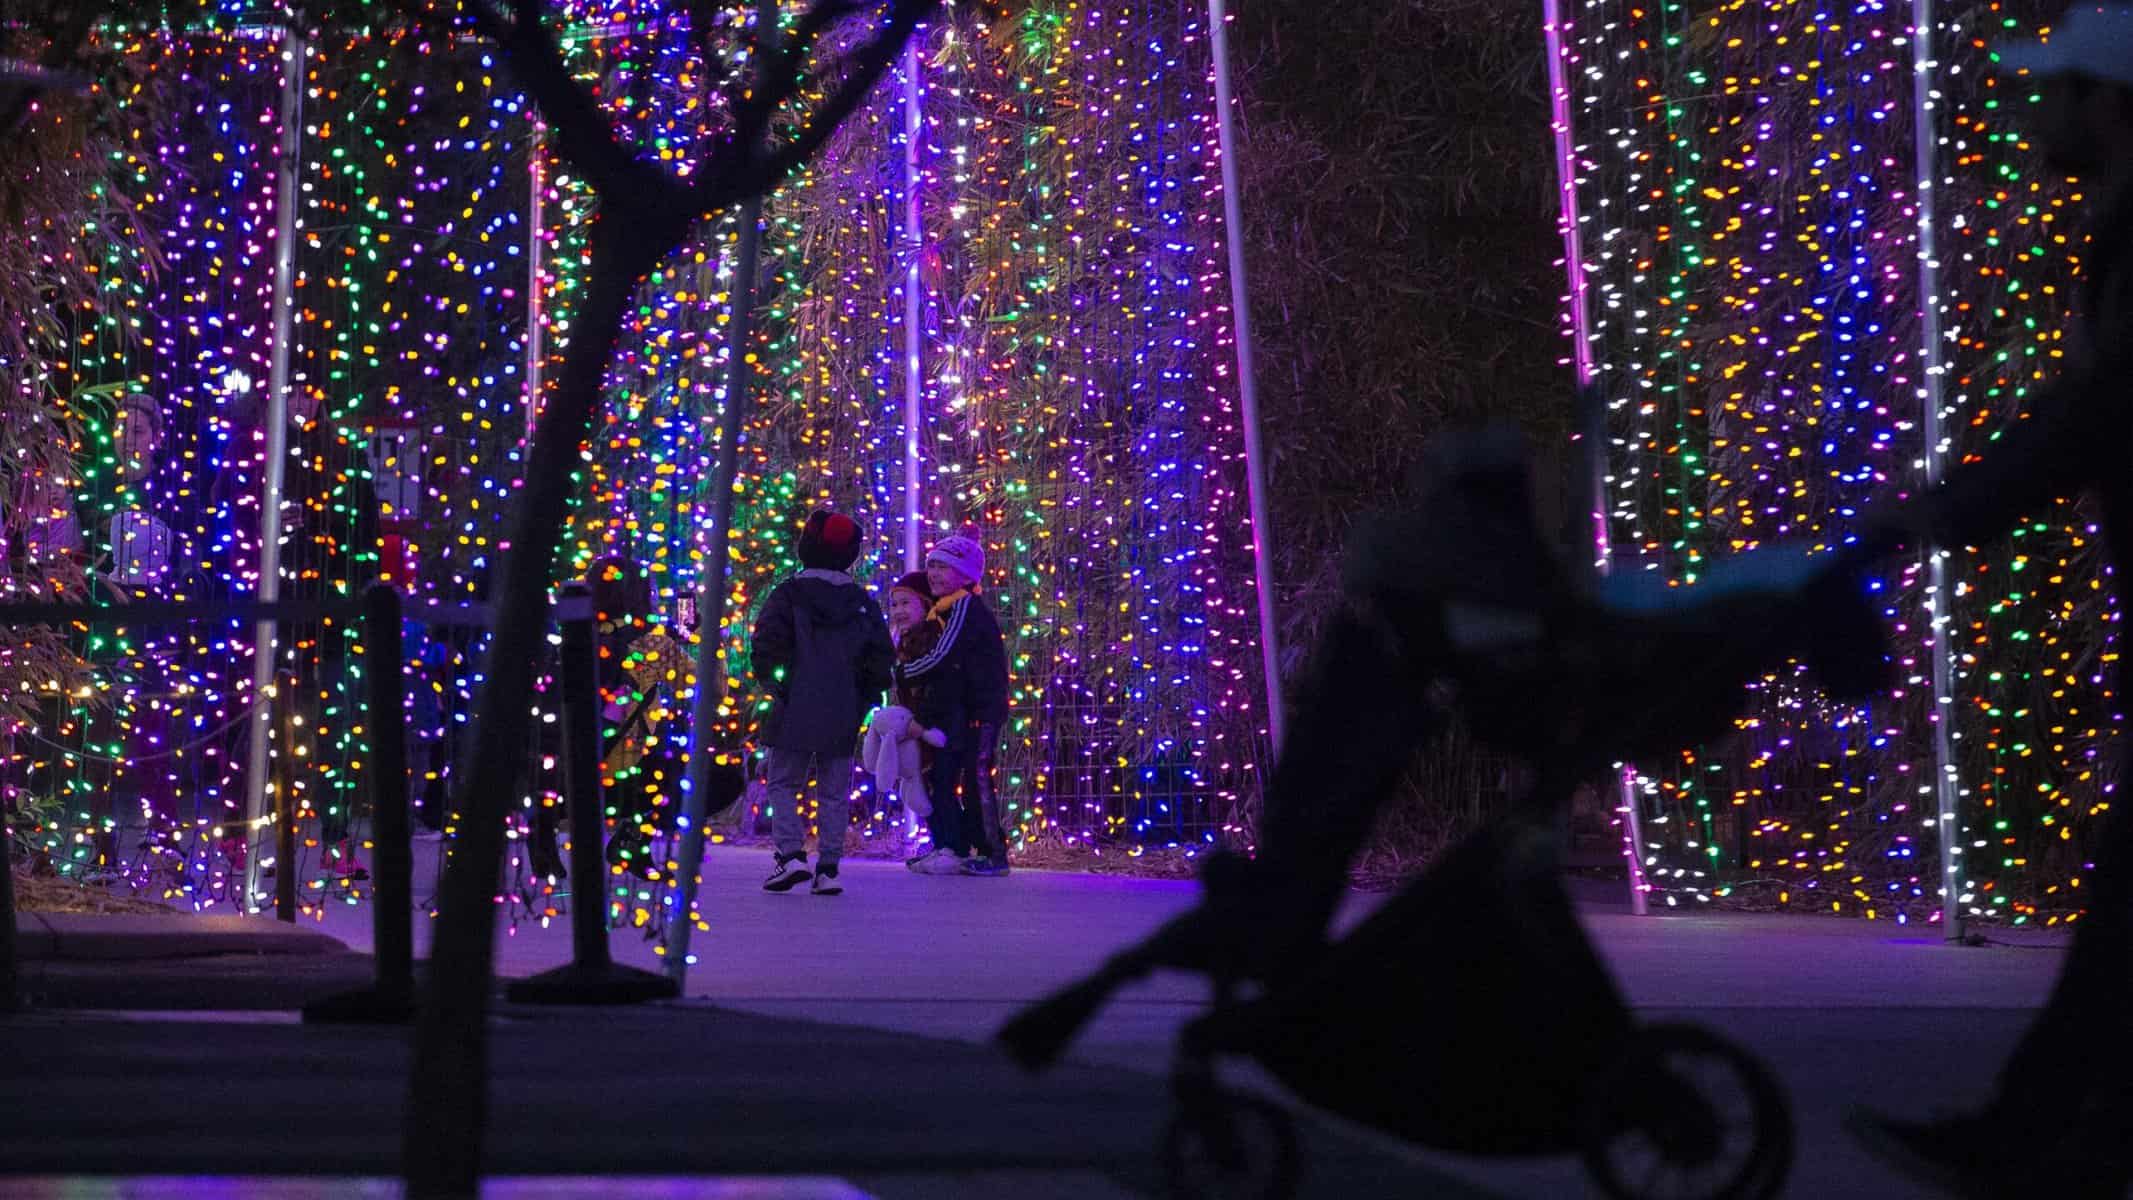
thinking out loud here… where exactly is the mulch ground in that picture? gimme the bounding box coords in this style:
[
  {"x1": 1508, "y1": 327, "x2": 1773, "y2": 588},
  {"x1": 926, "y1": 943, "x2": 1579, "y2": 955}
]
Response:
[{"x1": 11, "y1": 871, "x2": 178, "y2": 916}]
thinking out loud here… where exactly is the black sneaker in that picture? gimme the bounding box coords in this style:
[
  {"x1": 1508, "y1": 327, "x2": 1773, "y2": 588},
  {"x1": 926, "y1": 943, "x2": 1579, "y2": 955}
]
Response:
[
  {"x1": 811, "y1": 866, "x2": 843, "y2": 896},
  {"x1": 763, "y1": 853, "x2": 811, "y2": 893},
  {"x1": 962, "y1": 856, "x2": 1010, "y2": 877}
]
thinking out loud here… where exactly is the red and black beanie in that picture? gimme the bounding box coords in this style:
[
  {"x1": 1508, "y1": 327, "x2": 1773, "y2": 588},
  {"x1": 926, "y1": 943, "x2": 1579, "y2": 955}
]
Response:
[{"x1": 797, "y1": 509, "x2": 863, "y2": 571}]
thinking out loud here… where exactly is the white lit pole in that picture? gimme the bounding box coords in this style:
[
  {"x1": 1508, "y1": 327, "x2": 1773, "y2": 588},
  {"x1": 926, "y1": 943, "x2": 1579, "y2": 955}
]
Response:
[
  {"x1": 525, "y1": 120, "x2": 548, "y2": 440},
  {"x1": 900, "y1": 38, "x2": 925, "y2": 571},
  {"x1": 1207, "y1": 0, "x2": 1285, "y2": 751},
  {"x1": 1909, "y1": 0, "x2": 1965, "y2": 942},
  {"x1": 1542, "y1": 0, "x2": 1647, "y2": 913},
  {"x1": 241, "y1": 28, "x2": 306, "y2": 909}
]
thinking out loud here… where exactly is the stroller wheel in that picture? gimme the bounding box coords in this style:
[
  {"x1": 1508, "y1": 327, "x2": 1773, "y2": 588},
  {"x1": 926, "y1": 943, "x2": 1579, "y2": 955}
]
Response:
[
  {"x1": 1162, "y1": 1089, "x2": 1301, "y2": 1200},
  {"x1": 1578, "y1": 1022, "x2": 1793, "y2": 1200}
]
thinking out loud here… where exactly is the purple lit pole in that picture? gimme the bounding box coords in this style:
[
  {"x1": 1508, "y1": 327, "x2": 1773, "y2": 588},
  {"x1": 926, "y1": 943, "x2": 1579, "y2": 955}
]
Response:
[
  {"x1": 1206, "y1": 0, "x2": 1285, "y2": 752},
  {"x1": 1542, "y1": 0, "x2": 1647, "y2": 914},
  {"x1": 901, "y1": 36, "x2": 924, "y2": 572}
]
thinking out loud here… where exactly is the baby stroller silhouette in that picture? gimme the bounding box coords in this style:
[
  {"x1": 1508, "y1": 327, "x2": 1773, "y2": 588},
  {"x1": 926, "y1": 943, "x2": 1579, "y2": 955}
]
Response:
[{"x1": 998, "y1": 429, "x2": 1890, "y2": 1200}]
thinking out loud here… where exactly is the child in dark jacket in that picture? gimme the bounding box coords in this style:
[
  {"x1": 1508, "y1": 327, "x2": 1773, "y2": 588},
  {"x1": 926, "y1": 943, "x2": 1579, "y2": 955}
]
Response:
[
  {"x1": 865, "y1": 572, "x2": 949, "y2": 840},
  {"x1": 885, "y1": 571, "x2": 954, "y2": 743},
  {"x1": 901, "y1": 534, "x2": 1013, "y2": 877},
  {"x1": 750, "y1": 510, "x2": 895, "y2": 894}
]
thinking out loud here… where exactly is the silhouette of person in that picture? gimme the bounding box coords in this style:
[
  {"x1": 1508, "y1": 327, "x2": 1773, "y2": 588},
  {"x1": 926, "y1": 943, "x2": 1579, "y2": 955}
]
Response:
[{"x1": 1850, "y1": 7, "x2": 2133, "y2": 1196}]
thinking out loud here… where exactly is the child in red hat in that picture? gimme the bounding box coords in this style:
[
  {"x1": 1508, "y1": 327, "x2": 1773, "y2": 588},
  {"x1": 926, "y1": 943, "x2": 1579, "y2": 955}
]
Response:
[{"x1": 750, "y1": 510, "x2": 895, "y2": 895}]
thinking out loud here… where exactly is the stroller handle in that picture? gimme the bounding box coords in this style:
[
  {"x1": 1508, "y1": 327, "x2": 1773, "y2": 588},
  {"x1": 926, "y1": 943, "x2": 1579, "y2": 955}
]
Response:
[{"x1": 997, "y1": 948, "x2": 1156, "y2": 1072}]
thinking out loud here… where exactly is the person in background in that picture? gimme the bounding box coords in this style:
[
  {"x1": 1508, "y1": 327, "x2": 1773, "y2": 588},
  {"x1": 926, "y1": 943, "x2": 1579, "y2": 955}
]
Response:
[
  {"x1": 750, "y1": 510, "x2": 895, "y2": 895},
  {"x1": 900, "y1": 534, "x2": 1012, "y2": 877},
  {"x1": 1849, "y1": 8, "x2": 2133, "y2": 1196}
]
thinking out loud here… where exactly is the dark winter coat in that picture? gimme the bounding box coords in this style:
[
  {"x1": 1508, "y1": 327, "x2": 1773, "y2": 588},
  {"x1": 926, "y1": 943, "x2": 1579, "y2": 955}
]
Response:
[
  {"x1": 893, "y1": 615, "x2": 960, "y2": 750},
  {"x1": 751, "y1": 569, "x2": 896, "y2": 756},
  {"x1": 894, "y1": 589, "x2": 1009, "y2": 751}
]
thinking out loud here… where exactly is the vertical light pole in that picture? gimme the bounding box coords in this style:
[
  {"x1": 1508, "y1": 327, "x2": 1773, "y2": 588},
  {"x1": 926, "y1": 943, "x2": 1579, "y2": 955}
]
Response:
[
  {"x1": 242, "y1": 27, "x2": 306, "y2": 910},
  {"x1": 525, "y1": 120, "x2": 548, "y2": 440},
  {"x1": 1542, "y1": 0, "x2": 1647, "y2": 913},
  {"x1": 1908, "y1": 0, "x2": 1965, "y2": 941},
  {"x1": 1206, "y1": 0, "x2": 1285, "y2": 751},
  {"x1": 901, "y1": 39, "x2": 926, "y2": 572}
]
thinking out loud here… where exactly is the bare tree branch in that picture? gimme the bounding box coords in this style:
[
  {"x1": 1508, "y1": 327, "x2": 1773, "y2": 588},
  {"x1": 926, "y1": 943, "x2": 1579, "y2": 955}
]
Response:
[
  {"x1": 719, "y1": 0, "x2": 870, "y2": 143},
  {"x1": 691, "y1": 0, "x2": 939, "y2": 216},
  {"x1": 1, "y1": 3, "x2": 98, "y2": 136},
  {"x1": 682, "y1": 0, "x2": 747, "y2": 95},
  {"x1": 474, "y1": 0, "x2": 680, "y2": 205}
]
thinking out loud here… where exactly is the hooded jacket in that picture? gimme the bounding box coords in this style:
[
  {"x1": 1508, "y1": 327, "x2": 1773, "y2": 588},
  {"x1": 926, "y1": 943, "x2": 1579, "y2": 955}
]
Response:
[{"x1": 751, "y1": 568, "x2": 896, "y2": 756}]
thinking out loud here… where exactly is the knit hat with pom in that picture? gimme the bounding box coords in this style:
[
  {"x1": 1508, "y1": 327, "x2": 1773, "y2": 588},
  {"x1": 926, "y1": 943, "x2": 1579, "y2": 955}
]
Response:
[{"x1": 797, "y1": 509, "x2": 863, "y2": 571}]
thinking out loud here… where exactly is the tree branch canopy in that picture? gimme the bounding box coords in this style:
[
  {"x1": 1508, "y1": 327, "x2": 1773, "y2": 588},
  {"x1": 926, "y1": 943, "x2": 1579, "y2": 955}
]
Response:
[
  {"x1": 0, "y1": 3, "x2": 99, "y2": 133},
  {"x1": 461, "y1": 0, "x2": 681, "y2": 205},
  {"x1": 692, "y1": 0, "x2": 941, "y2": 218}
]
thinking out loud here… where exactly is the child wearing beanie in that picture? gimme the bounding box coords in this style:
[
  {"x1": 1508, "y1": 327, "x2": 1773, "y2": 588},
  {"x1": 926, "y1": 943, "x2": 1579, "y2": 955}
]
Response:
[
  {"x1": 902, "y1": 533, "x2": 1013, "y2": 876},
  {"x1": 863, "y1": 572, "x2": 950, "y2": 842},
  {"x1": 750, "y1": 509, "x2": 896, "y2": 895}
]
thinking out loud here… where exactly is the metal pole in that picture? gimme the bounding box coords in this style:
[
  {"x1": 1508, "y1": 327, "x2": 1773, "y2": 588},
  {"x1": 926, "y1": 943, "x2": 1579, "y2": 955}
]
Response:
[
  {"x1": 667, "y1": 0, "x2": 780, "y2": 989},
  {"x1": 557, "y1": 585, "x2": 609, "y2": 972},
  {"x1": 1206, "y1": 0, "x2": 1285, "y2": 752},
  {"x1": 900, "y1": 38, "x2": 925, "y2": 572},
  {"x1": 526, "y1": 120, "x2": 547, "y2": 441},
  {"x1": 303, "y1": 583, "x2": 420, "y2": 1024},
  {"x1": 242, "y1": 28, "x2": 306, "y2": 911},
  {"x1": 503, "y1": 586, "x2": 672, "y2": 1003},
  {"x1": 366, "y1": 584, "x2": 415, "y2": 1002},
  {"x1": 499, "y1": 584, "x2": 665, "y2": 1006},
  {"x1": 1542, "y1": 0, "x2": 1647, "y2": 914},
  {"x1": 275, "y1": 737, "x2": 297, "y2": 922},
  {"x1": 1, "y1": 786, "x2": 18, "y2": 1013},
  {"x1": 1908, "y1": 0, "x2": 1964, "y2": 941}
]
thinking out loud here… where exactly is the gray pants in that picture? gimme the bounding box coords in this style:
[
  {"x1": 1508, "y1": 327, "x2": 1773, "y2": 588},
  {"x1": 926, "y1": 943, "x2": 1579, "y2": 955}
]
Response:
[{"x1": 767, "y1": 748, "x2": 854, "y2": 867}]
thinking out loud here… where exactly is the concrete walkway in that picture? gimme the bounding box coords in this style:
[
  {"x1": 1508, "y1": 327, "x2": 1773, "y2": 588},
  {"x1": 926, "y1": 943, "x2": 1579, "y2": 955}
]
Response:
[{"x1": 7, "y1": 846, "x2": 2071, "y2": 1197}]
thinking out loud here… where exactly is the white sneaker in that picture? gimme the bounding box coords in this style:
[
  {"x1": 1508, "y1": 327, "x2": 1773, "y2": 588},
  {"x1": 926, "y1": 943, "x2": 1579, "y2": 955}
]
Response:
[
  {"x1": 811, "y1": 867, "x2": 843, "y2": 896},
  {"x1": 763, "y1": 854, "x2": 811, "y2": 893},
  {"x1": 908, "y1": 848, "x2": 967, "y2": 876}
]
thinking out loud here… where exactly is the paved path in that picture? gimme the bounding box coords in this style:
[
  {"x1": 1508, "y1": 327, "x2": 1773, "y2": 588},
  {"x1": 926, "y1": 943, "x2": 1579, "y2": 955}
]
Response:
[
  {"x1": 8, "y1": 846, "x2": 2071, "y2": 1197},
  {"x1": 269, "y1": 848, "x2": 2078, "y2": 1196}
]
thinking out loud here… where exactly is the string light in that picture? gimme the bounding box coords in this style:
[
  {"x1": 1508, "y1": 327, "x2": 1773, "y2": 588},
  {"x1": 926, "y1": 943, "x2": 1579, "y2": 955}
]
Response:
[
  {"x1": 13, "y1": 2, "x2": 1272, "y2": 924},
  {"x1": 1555, "y1": 0, "x2": 2102, "y2": 923}
]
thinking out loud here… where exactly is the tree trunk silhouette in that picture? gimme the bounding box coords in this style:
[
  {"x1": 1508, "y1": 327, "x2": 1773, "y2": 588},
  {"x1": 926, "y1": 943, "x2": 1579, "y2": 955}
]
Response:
[
  {"x1": 402, "y1": 210, "x2": 680, "y2": 1197},
  {"x1": 397, "y1": 4, "x2": 946, "y2": 1193}
]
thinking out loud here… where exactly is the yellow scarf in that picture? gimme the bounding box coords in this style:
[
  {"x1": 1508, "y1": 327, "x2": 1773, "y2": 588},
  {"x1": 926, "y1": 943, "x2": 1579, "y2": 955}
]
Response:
[{"x1": 928, "y1": 587, "x2": 972, "y2": 621}]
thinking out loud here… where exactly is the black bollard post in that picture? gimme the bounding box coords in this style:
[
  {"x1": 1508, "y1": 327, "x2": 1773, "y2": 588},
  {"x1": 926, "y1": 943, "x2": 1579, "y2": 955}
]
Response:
[
  {"x1": 304, "y1": 583, "x2": 417, "y2": 1023},
  {"x1": 505, "y1": 583, "x2": 675, "y2": 1005},
  {"x1": 1, "y1": 794, "x2": 17, "y2": 1014},
  {"x1": 275, "y1": 694, "x2": 298, "y2": 924}
]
